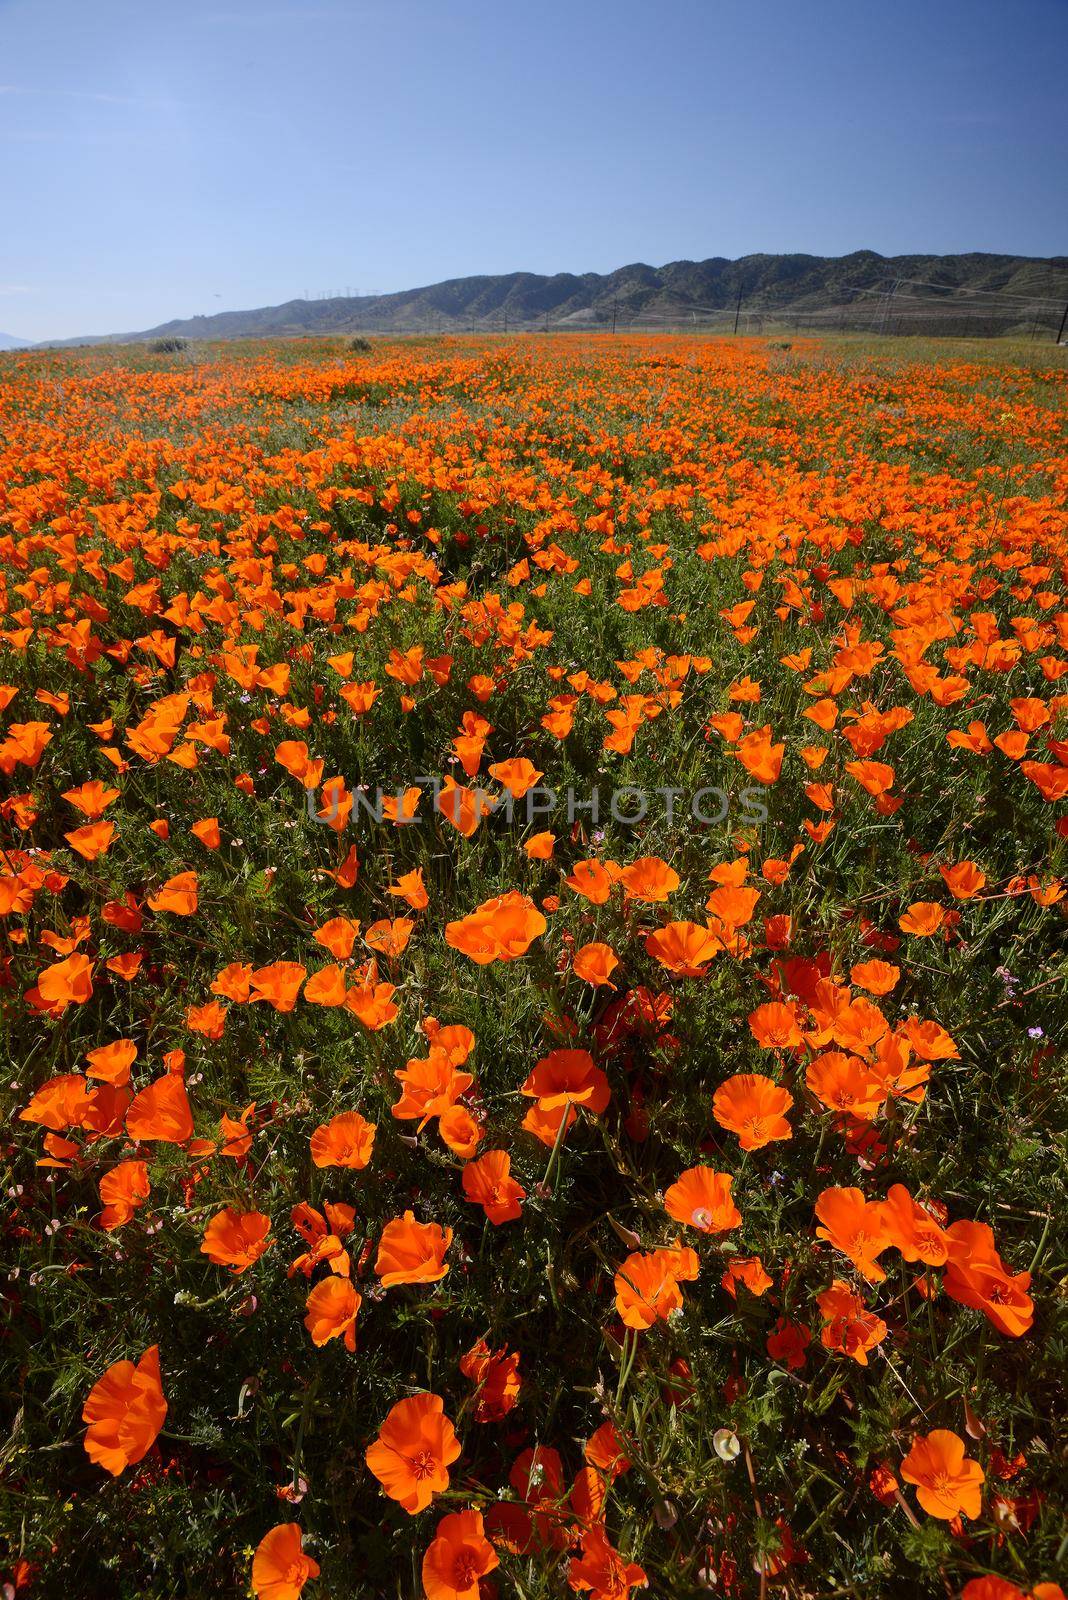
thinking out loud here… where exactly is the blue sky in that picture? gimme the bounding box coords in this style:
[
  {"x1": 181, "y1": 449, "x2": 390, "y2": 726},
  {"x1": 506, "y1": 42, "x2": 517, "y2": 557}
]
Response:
[{"x1": 2, "y1": 0, "x2": 1066, "y2": 340}]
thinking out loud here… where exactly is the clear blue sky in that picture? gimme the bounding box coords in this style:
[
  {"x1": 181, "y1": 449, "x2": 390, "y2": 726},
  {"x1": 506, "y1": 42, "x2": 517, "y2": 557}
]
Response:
[{"x1": 2, "y1": 0, "x2": 1066, "y2": 340}]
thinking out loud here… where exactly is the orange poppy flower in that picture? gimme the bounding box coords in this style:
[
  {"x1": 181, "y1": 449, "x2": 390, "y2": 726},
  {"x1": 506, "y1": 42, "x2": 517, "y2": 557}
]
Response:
[
  {"x1": 614, "y1": 1244, "x2": 699, "y2": 1329},
  {"x1": 898, "y1": 901, "x2": 945, "y2": 936},
  {"x1": 461, "y1": 1149, "x2": 526, "y2": 1224},
  {"x1": 98, "y1": 1159, "x2": 151, "y2": 1231},
  {"x1": 62, "y1": 779, "x2": 120, "y2": 818},
  {"x1": 85, "y1": 1038, "x2": 137, "y2": 1086},
  {"x1": 251, "y1": 1523, "x2": 320, "y2": 1600},
  {"x1": 645, "y1": 921, "x2": 722, "y2": 976},
  {"x1": 219, "y1": 1102, "x2": 255, "y2": 1158},
  {"x1": 125, "y1": 1073, "x2": 194, "y2": 1144},
  {"x1": 712, "y1": 1074, "x2": 793, "y2": 1150},
  {"x1": 568, "y1": 1525, "x2": 646, "y2": 1600},
  {"x1": 309, "y1": 1110, "x2": 376, "y2": 1169},
  {"x1": 376, "y1": 1211, "x2": 452, "y2": 1287},
  {"x1": 459, "y1": 1339, "x2": 522, "y2": 1421},
  {"x1": 444, "y1": 891, "x2": 547, "y2": 964},
  {"x1": 663, "y1": 1167, "x2": 741, "y2": 1233},
  {"x1": 721, "y1": 1256, "x2": 773, "y2": 1298},
  {"x1": 201, "y1": 1207, "x2": 273, "y2": 1273},
  {"x1": 748, "y1": 1001, "x2": 803, "y2": 1049},
  {"x1": 520, "y1": 1049, "x2": 610, "y2": 1114},
  {"x1": 364, "y1": 917, "x2": 414, "y2": 958},
  {"x1": 733, "y1": 726, "x2": 784, "y2": 783},
  {"x1": 806, "y1": 1052, "x2": 886, "y2": 1120},
  {"x1": 706, "y1": 884, "x2": 761, "y2": 927},
  {"x1": 572, "y1": 941, "x2": 619, "y2": 987},
  {"x1": 435, "y1": 775, "x2": 487, "y2": 837},
  {"x1": 421, "y1": 1508, "x2": 499, "y2": 1600},
  {"x1": 191, "y1": 816, "x2": 221, "y2": 849},
  {"x1": 564, "y1": 858, "x2": 614, "y2": 904},
  {"x1": 524, "y1": 830, "x2": 556, "y2": 859},
  {"x1": 881, "y1": 1183, "x2": 949, "y2": 1264},
  {"x1": 249, "y1": 962, "x2": 307, "y2": 1011},
  {"x1": 82, "y1": 1345, "x2": 167, "y2": 1476},
  {"x1": 618, "y1": 856, "x2": 679, "y2": 903},
  {"x1": 32, "y1": 952, "x2": 94, "y2": 1012},
  {"x1": 304, "y1": 1276, "x2": 361, "y2": 1350},
  {"x1": 438, "y1": 1102, "x2": 482, "y2": 1159},
  {"x1": 20, "y1": 1077, "x2": 87, "y2": 1139},
  {"x1": 365, "y1": 1392, "x2": 461, "y2": 1514},
  {"x1": 814, "y1": 1187, "x2": 892, "y2": 1282},
  {"x1": 147, "y1": 871, "x2": 199, "y2": 916},
  {"x1": 389, "y1": 867, "x2": 429, "y2": 908},
  {"x1": 850, "y1": 959, "x2": 900, "y2": 995},
  {"x1": 393, "y1": 1051, "x2": 473, "y2": 1125},
  {"x1": 64, "y1": 820, "x2": 115, "y2": 861},
  {"x1": 943, "y1": 1221, "x2": 1033, "y2": 1337},
  {"x1": 301, "y1": 965, "x2": 349, "y2": 1007},
  {"x1": 900, "y1": 1429, "x2": 984, "y2": 1521},
  {"x1": 489, "y1": 757, "x2": 543, "y2": 797},
  {"x1": 816, "y1": 1280, "x2": 887, "y2": 1365},
  {"x1": 313, "y1": 916, "x2": 361, "y2": 959},
  {"x1": 938, "y1": 861, "x2": 986, "y2": 899}
]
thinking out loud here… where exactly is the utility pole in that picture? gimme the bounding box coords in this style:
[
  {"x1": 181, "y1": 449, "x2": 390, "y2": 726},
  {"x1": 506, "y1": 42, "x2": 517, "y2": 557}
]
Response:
[
  {"x1": 1055, "y1": 298, "x2": 1068, "y2": 346},
  {"x1": 732, "y1": 283, "x2": 743, "y2": 335},
  {"x1": 611, "y1": 293, "x2": 617, "y2": 334}
]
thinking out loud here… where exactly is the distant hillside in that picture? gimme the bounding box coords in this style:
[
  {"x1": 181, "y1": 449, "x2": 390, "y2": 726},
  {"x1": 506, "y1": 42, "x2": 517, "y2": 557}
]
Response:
[
  {"x1": 0, "y1": 332, "x2": 31, "y2": 350},
  {"x1": 46, "y1": 252, "x2": 1068, "y2": 345}
]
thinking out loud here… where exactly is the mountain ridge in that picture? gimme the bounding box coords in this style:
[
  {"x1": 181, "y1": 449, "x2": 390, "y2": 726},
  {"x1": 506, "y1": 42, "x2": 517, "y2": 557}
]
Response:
[{"x1": 34, "y1": 251, "x2": 1068, "y2": 345}]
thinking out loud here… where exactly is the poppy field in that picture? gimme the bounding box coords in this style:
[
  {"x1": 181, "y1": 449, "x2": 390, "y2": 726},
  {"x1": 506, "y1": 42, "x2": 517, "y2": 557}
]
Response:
[{"x1": 1, "y1": 332, "x2": 1066, "y2": 1600}]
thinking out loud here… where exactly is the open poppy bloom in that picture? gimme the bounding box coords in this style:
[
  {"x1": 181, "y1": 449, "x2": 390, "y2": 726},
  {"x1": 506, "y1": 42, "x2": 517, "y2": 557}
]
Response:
[
  {"x1": 201, "y1": 1207, "x2": 273, "y2": 1273},
  {"x1": 721, "y1": 1256, "x2": 774, "y2": 1298},
  {"x1": 125, "y1": 1073, "x2": 194, "y2": 1144},
  {"x1": 814, "y1": 1187, "x2": 893, "y2": 1282},
  {"x1": 748, "y1": 1001, "x2": 804, "y2": 1049},
  {"x1": 98, "y1": 1159, "x2": 151, "y2": 1230},
  {"x1": 712, "y1": 1074, "x2": 793, "y2": 1150},
  {"x1": 459, "y1": 1339, "x2": 522, "y2": 1421},
  {"x1": 521, "y1": 1049, "x2": 610, "y2": 1113},
  {"x1": 618, "y1": 855, "x2": 679, "y2": 903},
  {"x1": 85, "y1": 1038, "x2": 138, "y2": 1086},
  {"x1": 645, "y1": 921, "x2": 722, "y2": 976},
  {"x1": 614, "y1": 1244, "x2": 699, "y2": 1329},
  {"x1": 421, "y1": 1508, "x2": 498, "y2": 1600},
  {"x1": 461, "y1": 1149, "x2": 526, "y2": 1223},
  {"x1": 376, "y1": 1211, "x2": 452, "y2": 1287},
  {"x1": 304, "y1": 1276, "x2": 362, "y2": 1350},
  {"x1": 900, "y1": 1429, "x2": 984, "y2": 1520},
  {"x1": 82, "y1": 1345, "x2": 167, "y2": 1475},
  {"x1": 572, "y1": 941, "x2": 619, "y2": 987},
  {"x1": 365, "y1": 1392, "x2": 461, "y2": 1513},
  {"x1": 309, "y1": 1110, "x2": 376, "y2": 1169},
  {"x1": 564, "y1": 858, "x2": 614, "y2": 904},
  {"x1": 568, "y1": 1524, "x2": 647, "y2": 1599},
  {"x1": 444, "y1": 891, "x2": 547, "y2": 963},
  {"x1": 663, "y1": 1167, "x2": 741, "y2": 1233},
  {"x1": 817, "y1": 1280, "x2": 888, "y2": 1364},
  {"x1": 146, "y1": 870, "x2": 199, "y2": 915},
  {"x1": 393, "y1": 1051, "x2": 473, "y2": 1126},
  {"x1": 943, "y1": 1221, "x2": 1034, "y2": 1337},
  {"x1": 251, "y1": 1523, "x2": 320, "y2": 1600},
  {"x1": 29, "y1": 952, "x2": 94, "y2": 1013}
]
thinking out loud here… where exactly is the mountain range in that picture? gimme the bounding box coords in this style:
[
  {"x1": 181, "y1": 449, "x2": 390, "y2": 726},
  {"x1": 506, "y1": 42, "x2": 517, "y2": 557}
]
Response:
[{"x1": 24, "y1": 252, "x2": 1068, "y2": 345}]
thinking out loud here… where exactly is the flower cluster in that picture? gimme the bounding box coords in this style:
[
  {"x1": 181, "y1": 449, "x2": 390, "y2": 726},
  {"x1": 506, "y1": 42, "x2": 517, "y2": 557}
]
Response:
[{"x1": 1, "y1": 333, "x2": 1065, "y2": 1599}]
